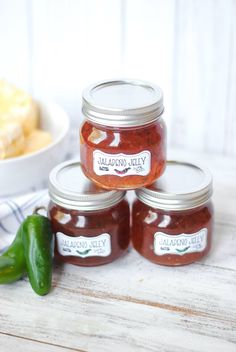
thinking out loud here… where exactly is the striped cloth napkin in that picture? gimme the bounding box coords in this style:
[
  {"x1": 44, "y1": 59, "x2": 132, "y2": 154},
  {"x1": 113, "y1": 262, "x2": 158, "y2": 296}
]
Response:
[{"x1": 0, "y1": 190, "x2": 49, "y2": 254}]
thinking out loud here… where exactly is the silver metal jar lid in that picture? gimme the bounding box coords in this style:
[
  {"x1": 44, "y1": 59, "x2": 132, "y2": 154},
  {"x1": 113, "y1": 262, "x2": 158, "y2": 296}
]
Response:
[
  {"x1": 82, "y1": 79, "x2": 164, "y2": 127},
  {"x1": 135, "y1": 161, "x2": 213, "y2": 211},
  {"x1": 49, "y1": 160, "x2": 126, "y2": 211}
]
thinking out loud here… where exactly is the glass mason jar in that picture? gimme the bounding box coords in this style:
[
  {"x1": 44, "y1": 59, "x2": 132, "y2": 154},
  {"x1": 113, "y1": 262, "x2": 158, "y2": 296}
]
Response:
[
  {"x1": 132, "y1": 161, "x2": 214, "y2": 266},
  {"x1": 80, "y1": 79, "x2": 166, "y2": 190},
  {"x1": 48, "y1": 160, "x2": 130, "y2": 266}
]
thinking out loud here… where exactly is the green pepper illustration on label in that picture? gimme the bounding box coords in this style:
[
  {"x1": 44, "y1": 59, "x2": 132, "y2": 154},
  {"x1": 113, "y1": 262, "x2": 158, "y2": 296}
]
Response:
[
  {"x1": 76, "y1": 249, "x2": 92, "y2": 256},
  {"x1": 175, "y1": 246, "x2": 190, "y2": 253}
]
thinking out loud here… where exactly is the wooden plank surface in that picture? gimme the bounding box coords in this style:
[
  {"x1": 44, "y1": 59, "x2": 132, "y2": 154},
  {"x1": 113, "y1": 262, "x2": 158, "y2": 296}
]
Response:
[
  {"x1": 1, "y1": 0, "x2": 236, "y2": 156},
  {"x1": 0, "y1": 333, "x2": 80, "y2": 352},
  {"x1": 30, "y1": 0, "x2": 122, "y2": 122},
  {"x1": 171, "y1": 0, "x2": 235, "y2": 154},
  {"x1": 225, "y1": 0, "x2": 236, "y2": 155},
  {"x1": 123, "y1": 0, "x2": 175, "y2": 136},
  {"x1": 0, "y1": 0, "x2": 31, "y2": 91},
  {"x1": 0, "y1": 149, "x2": 235, "y2": 352}
]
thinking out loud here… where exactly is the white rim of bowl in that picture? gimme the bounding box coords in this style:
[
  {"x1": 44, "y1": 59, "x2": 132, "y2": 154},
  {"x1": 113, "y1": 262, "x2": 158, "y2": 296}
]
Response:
[{"x1": 0, "y1": 102, "x2": 70, "y2": 164}]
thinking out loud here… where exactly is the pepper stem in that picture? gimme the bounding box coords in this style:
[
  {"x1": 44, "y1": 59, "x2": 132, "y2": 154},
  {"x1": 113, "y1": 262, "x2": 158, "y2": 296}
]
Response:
[{"x1": 33, "y1": 206, "x2": 47, "y2": 216}]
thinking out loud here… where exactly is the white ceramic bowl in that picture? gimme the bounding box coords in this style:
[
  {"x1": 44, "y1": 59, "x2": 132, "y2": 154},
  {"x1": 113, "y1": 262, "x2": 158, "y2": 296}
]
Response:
[{"x1": 0, "y1": 102, "x2": 70, "y2": 196}]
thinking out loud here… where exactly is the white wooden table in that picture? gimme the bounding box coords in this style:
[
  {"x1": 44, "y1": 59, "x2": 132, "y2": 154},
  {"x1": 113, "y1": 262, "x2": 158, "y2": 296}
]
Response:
[{"x1": 0, "y1": 149, "x2": 236, "y2": 352}]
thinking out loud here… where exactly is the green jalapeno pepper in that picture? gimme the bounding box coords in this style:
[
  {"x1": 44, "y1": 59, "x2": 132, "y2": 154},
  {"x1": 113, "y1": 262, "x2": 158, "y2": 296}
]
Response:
[
  {"x1": 0, "y1": 214, "x2": 53, "y2": 295},
  {"x1": 0, "y1": 226, "x2": 25, "y2": 284},
  {"x1": 21, "y1": 214, "x2": 53, "y2": 296}
]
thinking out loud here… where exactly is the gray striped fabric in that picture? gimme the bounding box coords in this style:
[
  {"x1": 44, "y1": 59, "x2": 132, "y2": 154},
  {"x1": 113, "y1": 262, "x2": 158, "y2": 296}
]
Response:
[{"x1": 0, "y1": 190, "x2": 49, "y2": 254}]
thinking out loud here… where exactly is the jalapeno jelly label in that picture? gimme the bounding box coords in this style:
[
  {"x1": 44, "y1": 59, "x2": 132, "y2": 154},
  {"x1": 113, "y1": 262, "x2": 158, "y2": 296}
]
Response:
[
  {"x1": 93, "y1": 150, "x2": 151, "y2": 177},
  {"x1": 56, "y1": 232, "x2": 111, "y2": 258},
  {"x1": 154, "y1": 228, "x2": 208, "y2": 256}
]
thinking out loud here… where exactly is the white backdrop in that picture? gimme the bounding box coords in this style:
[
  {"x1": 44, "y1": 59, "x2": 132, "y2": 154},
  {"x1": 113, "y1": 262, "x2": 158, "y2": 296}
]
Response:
[{"x1": 0, "y1": 0, "x2": 236, "y2": 156}]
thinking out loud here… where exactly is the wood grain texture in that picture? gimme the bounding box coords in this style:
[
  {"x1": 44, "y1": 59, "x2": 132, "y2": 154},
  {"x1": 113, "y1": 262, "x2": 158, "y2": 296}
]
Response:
[
  {"x1": 0, "y1": 0, "x2": 236, "y2": 155},
  {"x1": 171, "y1": 0, "x2": 236, "y2": 154},
  {"x1": 225, "y1": 0, "x2": 236, "y2": 155},
  {"x1": 123, "y1": 0, "x2": 175, "y2": 137},
  {"x1": 0, "y1": 150, "x2": 235, "y2": 351},
  {"x1": 0, "y1": 0, "x2": 31, "y2": 90},
  {"x1": 0, "y1": 332, "x2": 83, "y2": 352},
  {"x1": 30, "y1": 0, "x2": 122, "y2": 122}
]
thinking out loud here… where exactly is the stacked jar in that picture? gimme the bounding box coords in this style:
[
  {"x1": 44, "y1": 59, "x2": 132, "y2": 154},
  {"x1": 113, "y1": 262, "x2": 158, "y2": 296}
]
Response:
[{"x1": 48, "y1": 79, "x2": 213, "y2": 266}]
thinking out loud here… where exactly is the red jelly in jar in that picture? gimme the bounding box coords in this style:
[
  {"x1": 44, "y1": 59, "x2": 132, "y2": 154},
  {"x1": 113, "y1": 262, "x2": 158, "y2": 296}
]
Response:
[
  {"x1": 48, "y1": 160, "x2": 130, "y2": 266},
  {"x1": 132, "y1": 161, "x2": 213, "y2": 266},
  {"x1": 80, "y1": 79, "x2": 166, "y2": 190}
]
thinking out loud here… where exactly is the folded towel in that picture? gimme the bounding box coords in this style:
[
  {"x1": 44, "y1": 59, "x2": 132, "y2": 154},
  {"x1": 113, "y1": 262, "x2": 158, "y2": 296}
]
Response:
[{"x1": 0, "y1": 190, "x2": 49, "y2": 254}]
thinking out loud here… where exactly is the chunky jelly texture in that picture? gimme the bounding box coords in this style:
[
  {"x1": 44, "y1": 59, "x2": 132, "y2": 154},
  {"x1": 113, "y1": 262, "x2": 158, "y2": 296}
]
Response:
[
  {"x1": 80, "y1": 119, "x2": 166, "y2": 190},
  {"x1": 49, "y1": 199, "x2": 130, "y2": 266},
  {"x1": 132, "y1": 200, "x2": 213, "y2": 266}
]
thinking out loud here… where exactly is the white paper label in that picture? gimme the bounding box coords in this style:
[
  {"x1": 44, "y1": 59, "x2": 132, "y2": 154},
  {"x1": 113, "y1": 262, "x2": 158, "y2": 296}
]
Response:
[
  {"x1": 154, "y1": 228, "x2": 208, "y2": 256},
  {"x1": 56, "y1": 232, "x2": 111, "y2": 258},
  {"x1": 93, "y1": 150, "x2": 151, "y2": 176}
]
